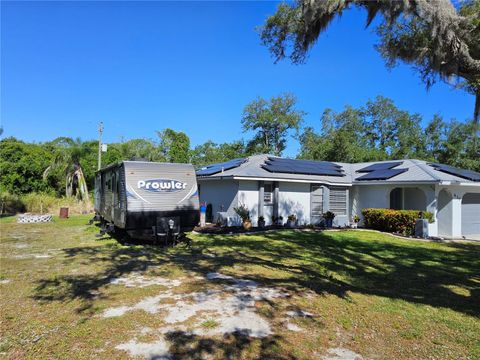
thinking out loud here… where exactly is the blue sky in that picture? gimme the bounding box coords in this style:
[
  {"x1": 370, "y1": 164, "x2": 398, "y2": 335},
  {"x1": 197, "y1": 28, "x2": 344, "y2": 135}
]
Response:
[{"x1": 1, "y1": 1, "x2": 473, "y2": 157}]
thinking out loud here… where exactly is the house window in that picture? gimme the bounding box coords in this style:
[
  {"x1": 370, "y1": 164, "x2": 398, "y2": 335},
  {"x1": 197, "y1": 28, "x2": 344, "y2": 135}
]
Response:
[
  {"x1": 329, "y1": 187, "x2": 347, "y2": 215},
  {"x1": 264, "y1": 183, "x2": 273, "y2": 204}
]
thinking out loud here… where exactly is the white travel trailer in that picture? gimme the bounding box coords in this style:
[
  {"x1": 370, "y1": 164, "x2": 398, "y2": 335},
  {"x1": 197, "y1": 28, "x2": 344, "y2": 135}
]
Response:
[{"x1": 94, "y1": 161, "x2": 199, "y2": 242}]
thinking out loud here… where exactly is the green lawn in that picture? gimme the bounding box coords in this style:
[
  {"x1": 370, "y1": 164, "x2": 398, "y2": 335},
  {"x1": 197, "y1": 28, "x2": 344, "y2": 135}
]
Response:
[{"x1": 1, "y1": 215, "x2": 479, "y2": 359}]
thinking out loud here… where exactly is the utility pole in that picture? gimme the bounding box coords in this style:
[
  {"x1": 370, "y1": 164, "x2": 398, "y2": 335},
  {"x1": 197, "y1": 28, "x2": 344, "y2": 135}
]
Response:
[{"x1": 98, "y1": 121, "x2": 104, "y2": 170}]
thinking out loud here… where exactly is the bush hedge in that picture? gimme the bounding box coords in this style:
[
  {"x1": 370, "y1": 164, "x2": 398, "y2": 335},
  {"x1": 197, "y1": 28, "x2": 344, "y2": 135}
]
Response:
[
  {"x1": 362, "y1": 208, "x2": 433, "y2": 236},
  {"x1": 0, "y1": 191, "x2": 26, "y2": 215}
]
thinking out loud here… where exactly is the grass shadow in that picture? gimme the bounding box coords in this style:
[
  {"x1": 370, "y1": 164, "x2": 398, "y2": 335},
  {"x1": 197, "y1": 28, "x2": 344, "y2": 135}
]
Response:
[
  {"x1": 164, "y1": 331, "x2": 293, "y2": 360},
  {"x1": 32, "y1": 230, "x2": 480, "y2": 319}
]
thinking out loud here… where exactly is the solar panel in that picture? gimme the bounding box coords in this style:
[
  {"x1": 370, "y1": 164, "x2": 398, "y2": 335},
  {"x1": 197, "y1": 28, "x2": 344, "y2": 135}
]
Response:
[
  {"x1": 196, "y1": 158, "x2": 246, "y2": 176},
  {"x1": 428, "y1": 163, "x2": 480, "y2": 182},
  {"x1": 356, "y1": 168, "x2": 408, "y2": 181},
  {"x1": 262, "y1": 157, "x2": 345, "y2": 177},
  {"x1": 357, "y1": 161, "x2": 403, "y2": 173},
  {"x1": 265, "y1": 157, "x2": 342, "y2": 168}
]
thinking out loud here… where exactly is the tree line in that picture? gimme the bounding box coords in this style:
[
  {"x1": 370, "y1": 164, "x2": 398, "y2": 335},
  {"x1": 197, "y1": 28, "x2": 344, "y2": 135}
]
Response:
[{"x1": 1, "y1": 94, "x2": 478, "y2": 200}]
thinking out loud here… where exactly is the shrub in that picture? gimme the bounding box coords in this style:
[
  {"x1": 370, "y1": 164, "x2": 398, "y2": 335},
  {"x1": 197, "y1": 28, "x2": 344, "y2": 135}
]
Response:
[
  {"x1": 362, "y1": 208, "x2": 433, "y2": 236},
  {"x1": 22, "y1": 192, "x2": 58, "y2": 214},
  {"x1": 0, "y1": 191, "x2": 25, "y2": 215}
]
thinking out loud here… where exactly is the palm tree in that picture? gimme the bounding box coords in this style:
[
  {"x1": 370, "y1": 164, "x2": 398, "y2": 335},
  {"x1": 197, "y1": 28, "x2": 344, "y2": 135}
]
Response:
[{"x1": 43, "y1": 137, "x2": 90, "y2": 202}]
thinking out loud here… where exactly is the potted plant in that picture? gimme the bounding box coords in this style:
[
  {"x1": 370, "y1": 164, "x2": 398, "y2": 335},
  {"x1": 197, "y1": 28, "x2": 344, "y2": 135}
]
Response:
[
  {"x1": 234, "y1": 204, "x2": 251, "y2": 230},
  {"x1": 271, "y1": 215, "x2": 284, "y2": 226},
  {"x1": 286, "y1": 214, "x2": 297, "y2": 228},
  {"x1": 258, "y1": 216, "x2": 266, "y2": 228},
  {"x1": 351, "y1": 215, "x2": 360, "y2": 228},
  {"x1": 323, "y1": 211, "x2": 335, "y2": 228}
]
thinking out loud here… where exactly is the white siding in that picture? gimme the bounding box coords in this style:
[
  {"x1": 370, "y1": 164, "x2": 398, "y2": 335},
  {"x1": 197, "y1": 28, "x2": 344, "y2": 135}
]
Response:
[
  {"x1": 238, "y1": 180, "x2": 260, "y2": 225},
  {"x1": 199, "y1": 180, "x2": 238, "y2": 221},
  {"x1": 278, "y1": 182, "x2": 310, "y2": 225}
]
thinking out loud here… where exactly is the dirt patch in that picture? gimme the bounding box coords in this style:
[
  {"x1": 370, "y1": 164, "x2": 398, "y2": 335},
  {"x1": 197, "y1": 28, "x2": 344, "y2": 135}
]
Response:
[
  {"x1": 324, "y1": 347, "x2": 364, "y2": 360},
  {"x1": 13, "y1": 243, "x2": 29, "y2": 249},
  {"x1": 115, "y1": 338, "x2": 171, "y2": 359},
  {"x1": 12, "y1": 253, "x2": 52, "y2": 259},
  {"x1": 103, "y1": 292, "x2": 182, "y2": 317},
  {"x1": 286, "y1": 323, "x2": 303, "y2": 332},
  {"x1": 111, "y1": 272, "x2": 290, "y2": 358},
  {"x1": 105, "y1": 273, "x2": 287, "y2": 337},
  {"x1": 109, "y1": 274, "x2": 183, "y2": 288},
  {"x1": 286, "y1": 309, "x2": 314, "y2": 318}
]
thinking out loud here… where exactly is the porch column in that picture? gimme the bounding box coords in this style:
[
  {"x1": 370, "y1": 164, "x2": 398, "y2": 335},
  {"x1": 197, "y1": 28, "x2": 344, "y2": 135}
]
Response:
[
  {"x1": 450, "y1": 187, "x2": 466, "y2": 238},
  {"x1": 273, "y1": 181, "x2": 279, "y2": 219},
  {"x1": 451, "y1": 196, "x2": 462, "y2": 238},
  {"x1": 258, "y1": 181, "x2": 264, "y2": 218}
]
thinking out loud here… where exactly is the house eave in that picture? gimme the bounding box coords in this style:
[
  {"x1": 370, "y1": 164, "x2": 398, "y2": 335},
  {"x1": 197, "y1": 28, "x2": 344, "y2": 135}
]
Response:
[
  {"x1": 437, "y1": 181, "x2": 480, "y2": 186},
  {"x1": 232, "y1": 176, "x2": 353, "y2": 187},
  {"x1": 352, "y1": 180, "x2": 440, "y2": 186}
]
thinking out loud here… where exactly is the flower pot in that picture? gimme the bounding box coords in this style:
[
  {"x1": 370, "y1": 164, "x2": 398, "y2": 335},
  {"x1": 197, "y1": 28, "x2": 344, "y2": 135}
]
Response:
[
  {"x1": 258, "y1": 220, "x2": 265, "y2": 228},
  {"x1": 325, "y1": 219, "x2": 333, "y2": 228},
  {"x1": 242, "y1": 220, "x2": 252, "y2": 230},
  {"x1": 351, "y1": 223, "x2": 358, "y2": 229},
  {"x1": 286, "y1": 220, "x2": 296, "y2": 228}
]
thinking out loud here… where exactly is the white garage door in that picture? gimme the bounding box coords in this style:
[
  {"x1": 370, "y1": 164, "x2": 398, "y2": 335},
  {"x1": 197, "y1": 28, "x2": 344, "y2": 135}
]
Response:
[{"x1": 462, "y1": 193, "x2": 480, "y2": 237}]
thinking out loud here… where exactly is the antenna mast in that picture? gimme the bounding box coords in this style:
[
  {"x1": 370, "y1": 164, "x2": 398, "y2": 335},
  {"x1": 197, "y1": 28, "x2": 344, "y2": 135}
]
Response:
[{"x1": 98, "y1": 121, "x2": 104, "y2": 170}]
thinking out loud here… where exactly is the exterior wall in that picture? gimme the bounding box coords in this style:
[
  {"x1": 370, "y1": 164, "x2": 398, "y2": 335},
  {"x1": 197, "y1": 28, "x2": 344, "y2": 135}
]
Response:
[
  {"x1": 437, "y1": 188, "x2": 452, "y2": 237},
  {"x1": 278, "y1": 182, "x2": 311, "y2": 225},
  {"x1": 436, "y1": 184, "x2": 480, "y2": 238},
  {"x1": 238, "y1": 180, "x2": 260, "y2": 226},
  {"x1": 201, "y1": 179, "x2": 350, "y2": 227},
  {"x1": 199, "y1": 180, "x2": 238, "y2": 223}
]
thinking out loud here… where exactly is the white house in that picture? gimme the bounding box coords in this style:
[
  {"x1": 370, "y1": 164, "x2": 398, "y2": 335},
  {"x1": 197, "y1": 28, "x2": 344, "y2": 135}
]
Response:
[{"x1": 196, "y1": 154, "x2": 480, "y2": 239}]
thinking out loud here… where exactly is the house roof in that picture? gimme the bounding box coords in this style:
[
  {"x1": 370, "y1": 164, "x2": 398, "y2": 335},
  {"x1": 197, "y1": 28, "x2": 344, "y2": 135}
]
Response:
[{"x1": 196, "y1": 154, "x2": 480, "y2": 185}]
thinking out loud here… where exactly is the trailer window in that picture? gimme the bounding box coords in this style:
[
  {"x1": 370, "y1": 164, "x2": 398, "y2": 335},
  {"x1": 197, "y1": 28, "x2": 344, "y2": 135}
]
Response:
[{"x1": 106, "y1": 178, "x2": 112, "y2": 191}]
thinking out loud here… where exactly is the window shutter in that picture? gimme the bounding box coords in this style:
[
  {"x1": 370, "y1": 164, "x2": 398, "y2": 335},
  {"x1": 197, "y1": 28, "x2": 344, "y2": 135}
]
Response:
[
  {"x1": 329, "y1": 187, "x2": 347, "y2": 215},
  {"x1": 311, "y1": 185, "x2": 324, "y2": 219}
]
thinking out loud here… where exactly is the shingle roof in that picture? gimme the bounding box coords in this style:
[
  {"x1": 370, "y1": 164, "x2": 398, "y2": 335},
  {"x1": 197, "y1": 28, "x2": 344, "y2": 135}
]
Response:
[{"x1": 196, "y1": 154, "x2": 480, "y2": 185}]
